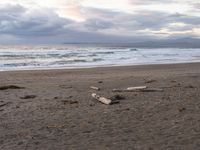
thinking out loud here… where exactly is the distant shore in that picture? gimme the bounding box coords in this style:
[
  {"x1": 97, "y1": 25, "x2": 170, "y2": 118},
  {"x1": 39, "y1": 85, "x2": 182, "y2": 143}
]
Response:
[{"x1": 0, "y1": 62, "x2": 200, "y2": 149}]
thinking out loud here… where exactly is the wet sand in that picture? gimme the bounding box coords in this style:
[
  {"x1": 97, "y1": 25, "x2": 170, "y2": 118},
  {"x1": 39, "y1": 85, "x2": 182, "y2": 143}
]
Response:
[{"x1": 0, "y1": 63, "x2": 200, "y2": 150}]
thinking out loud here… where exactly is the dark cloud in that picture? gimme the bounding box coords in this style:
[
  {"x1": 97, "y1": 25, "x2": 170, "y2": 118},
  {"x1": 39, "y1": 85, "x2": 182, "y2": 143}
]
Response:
[
  {"x1": 172, "y1": 14, "x2": 200, "y2": 25},
  {"x1": 0, "y1": 4, "x2": 73, "y2": 36}
]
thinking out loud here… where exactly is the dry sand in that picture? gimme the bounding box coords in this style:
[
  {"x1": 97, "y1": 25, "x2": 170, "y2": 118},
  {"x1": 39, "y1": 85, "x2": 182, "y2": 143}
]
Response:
[{"x1": 0, "y1": 63, "x2": 200, "y2": 150}]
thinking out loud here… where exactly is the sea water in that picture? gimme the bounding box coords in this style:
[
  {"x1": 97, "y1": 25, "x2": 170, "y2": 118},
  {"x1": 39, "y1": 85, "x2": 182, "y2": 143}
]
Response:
[{"x1": 0, "y1": 45, "x2": 200, "y2": 71}]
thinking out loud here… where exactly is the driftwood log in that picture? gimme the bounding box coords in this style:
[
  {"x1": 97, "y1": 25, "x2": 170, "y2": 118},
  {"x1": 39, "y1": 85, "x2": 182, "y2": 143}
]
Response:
[{"x1": 92, "y1": 93, "x2": 112, "y2": 105}]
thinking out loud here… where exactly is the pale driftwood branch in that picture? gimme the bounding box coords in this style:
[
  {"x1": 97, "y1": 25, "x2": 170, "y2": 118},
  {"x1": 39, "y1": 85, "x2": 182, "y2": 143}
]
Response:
[
  {"x1": 112, "y1": 86, "x2": 147, "y2": 92},
  {"x1": 90, "y1": 86, "x2": 100, "y2": 91},
  {"x1": 127, "y1": 86, "x2": 147, "y2": 90},
  {"x1": 112, "y1": 86, "x2": 163, "y2": 92},
  {"x1": 92, "y1": 93, "x2": 112, "y2": 105}
]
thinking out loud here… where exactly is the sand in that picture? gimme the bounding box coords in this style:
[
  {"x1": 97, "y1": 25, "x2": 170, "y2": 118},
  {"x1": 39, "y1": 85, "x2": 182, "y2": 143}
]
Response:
[{"x1": 0, "y1": 63, "x2": 200, "y2": 150}]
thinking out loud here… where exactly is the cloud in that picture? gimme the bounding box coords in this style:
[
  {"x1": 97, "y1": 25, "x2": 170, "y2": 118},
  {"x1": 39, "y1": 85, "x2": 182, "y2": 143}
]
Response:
[
  {"x1": 0, "y1": 1, "x2": 200, "y2": 44},
  {"x1": 0, "y1": 4, "x2": 73, "y2": 36},
  {"x1": 129, "y1": 0, "x2": 175, "y2": 5}
]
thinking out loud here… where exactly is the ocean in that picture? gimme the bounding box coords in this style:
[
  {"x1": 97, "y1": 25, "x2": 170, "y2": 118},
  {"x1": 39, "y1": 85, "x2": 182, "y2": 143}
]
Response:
[{"x1": 0, "y1": 45, "x2": 200, "y2": 71}]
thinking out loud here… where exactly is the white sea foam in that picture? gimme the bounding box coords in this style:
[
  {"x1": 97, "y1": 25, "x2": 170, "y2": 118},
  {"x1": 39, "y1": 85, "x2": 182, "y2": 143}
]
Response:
[{"x1": 0, "y1": 45, "x2": 200, "y2": 71}]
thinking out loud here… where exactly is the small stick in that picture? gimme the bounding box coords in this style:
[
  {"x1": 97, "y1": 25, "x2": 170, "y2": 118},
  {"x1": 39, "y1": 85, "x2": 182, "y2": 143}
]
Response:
[
  {"x1": 112, "y1": 86, "x2": 163, "y2": 92},
  {"x1": 92, "y1": 93, "x2": 112, "y2": 105},
  {"x1": 90, "y1": 86, "x2": 100, "y2": 91},
  {"x1": 112, "y1": 86, "x2": 147, "y2": 92}
]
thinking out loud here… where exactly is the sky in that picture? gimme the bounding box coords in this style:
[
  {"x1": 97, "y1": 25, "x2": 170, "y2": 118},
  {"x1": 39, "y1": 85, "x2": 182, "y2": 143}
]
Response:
[{"x1": 0, "y1": 0, "x2": 200, "y2": 44}]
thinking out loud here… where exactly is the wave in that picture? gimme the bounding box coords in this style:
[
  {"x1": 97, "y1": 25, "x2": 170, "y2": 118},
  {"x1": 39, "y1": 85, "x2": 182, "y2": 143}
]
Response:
[
  {"x1": 130, "y1": 48, "x2": 138, "y2": 51},
  {"x1": 93, "y1": 58, "x2": 104, "y2": 62},
  {"x1": 1, "y1": 46, "x2": 200, "y2": 71},
  {"x1": 3, "y1": 62, "x2": 40, "y2": 67},
  {"x1": 94, "y1": 52, "x2": 115, "y2": 55}
]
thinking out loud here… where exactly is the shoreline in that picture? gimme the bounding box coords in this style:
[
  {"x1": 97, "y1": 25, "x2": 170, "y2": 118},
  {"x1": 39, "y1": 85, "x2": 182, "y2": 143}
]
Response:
[{"x1": 0, "y1": 62, "x2": 200, "y2": 149}]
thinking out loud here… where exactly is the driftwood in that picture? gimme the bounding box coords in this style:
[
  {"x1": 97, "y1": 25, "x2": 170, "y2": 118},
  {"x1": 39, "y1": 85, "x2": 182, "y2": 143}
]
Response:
[
  {"x1": 92, "y1": 93, "x2": 112, "y2": 105},
  {"x1": 112, "y1": 86, "x2": 147, "y2": 92},
  {"x1": 139, "y1": 88, "x2": 164, "y2": 92},
  {"x1": 127, "y1": 86, "x2": 147, "y2": 90},
  {"x1": 90, "y1": 86, "x2": 100, "y2": 91},
  {"x1": 112, "y1": 86, "x2": 163, "y2": 92}
]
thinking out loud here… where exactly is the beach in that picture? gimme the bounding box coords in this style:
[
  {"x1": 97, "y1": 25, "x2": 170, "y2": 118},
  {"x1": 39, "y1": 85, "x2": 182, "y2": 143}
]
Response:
[{"x1": 0, "y1": 62, "x2": 200, "y2": 149}]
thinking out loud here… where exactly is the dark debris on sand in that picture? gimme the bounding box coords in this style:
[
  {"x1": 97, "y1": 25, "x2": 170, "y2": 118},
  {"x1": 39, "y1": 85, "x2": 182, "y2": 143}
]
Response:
[
  {"x1": 0, "y1": 85, "x2": 25, "y2": 90},
  {"x1": 20, "y1": 95, "x2": 37, "y2": 99},
  {"x1": 0, "y1": 102, "x2": 12, "y2": 108},
  {"x1": 145, "y1": 79, "x2": 157, "y2": 84},
  {"x1": 110, "y1": 94, "x2": 126, "y2": 101},
  {"x1": 62, "y1": 100, "x2": 78, "y2": 105}
]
